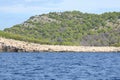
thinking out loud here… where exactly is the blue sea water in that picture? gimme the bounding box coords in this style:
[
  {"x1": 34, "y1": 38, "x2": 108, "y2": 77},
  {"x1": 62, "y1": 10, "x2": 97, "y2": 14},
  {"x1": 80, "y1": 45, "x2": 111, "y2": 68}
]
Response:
[{"x1": 0, "y1": 52, "x2": 120, "y2": 80}]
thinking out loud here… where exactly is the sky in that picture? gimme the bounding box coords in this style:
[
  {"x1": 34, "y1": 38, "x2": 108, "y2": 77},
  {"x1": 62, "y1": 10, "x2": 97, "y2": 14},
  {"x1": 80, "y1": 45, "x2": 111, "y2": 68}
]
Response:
[{"x1": 0, "y1": 0, "x2": 120, "y2": 30}]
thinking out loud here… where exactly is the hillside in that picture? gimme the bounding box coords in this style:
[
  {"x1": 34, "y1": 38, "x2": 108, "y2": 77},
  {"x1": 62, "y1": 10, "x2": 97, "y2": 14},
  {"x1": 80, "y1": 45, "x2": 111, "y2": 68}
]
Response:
[{"x1": 3, "y1": 11, "x2": 120, "y2": 46}]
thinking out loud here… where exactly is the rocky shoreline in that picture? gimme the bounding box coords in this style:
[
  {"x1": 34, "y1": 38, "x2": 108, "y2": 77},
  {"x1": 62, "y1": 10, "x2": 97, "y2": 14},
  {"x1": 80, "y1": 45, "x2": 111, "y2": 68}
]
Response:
[{"x1": 0, "y1": 37, "x2": 120, "y2": 52}]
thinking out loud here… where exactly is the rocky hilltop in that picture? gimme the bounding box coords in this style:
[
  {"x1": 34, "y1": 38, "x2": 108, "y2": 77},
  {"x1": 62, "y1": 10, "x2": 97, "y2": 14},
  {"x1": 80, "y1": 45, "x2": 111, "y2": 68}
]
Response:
[
  {"x1": 4, "y1": 11, "x2": 120, "y2": 46},
  {"x1": 0, "y1": 37, "x2": 120, "y2": 52}
]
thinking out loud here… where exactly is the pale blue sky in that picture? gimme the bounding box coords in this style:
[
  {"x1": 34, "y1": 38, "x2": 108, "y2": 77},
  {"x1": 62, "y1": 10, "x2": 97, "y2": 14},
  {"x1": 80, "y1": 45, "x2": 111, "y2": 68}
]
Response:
[{"x1": 0, "y1": 0, "x2": 120, "y2": 30}]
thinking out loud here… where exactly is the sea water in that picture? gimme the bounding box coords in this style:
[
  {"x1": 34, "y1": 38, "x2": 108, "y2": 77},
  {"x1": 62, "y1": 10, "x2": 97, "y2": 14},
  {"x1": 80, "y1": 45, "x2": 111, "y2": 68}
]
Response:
[{"x1": 0, "y1": 52, "x2": 120, "y2": 80}]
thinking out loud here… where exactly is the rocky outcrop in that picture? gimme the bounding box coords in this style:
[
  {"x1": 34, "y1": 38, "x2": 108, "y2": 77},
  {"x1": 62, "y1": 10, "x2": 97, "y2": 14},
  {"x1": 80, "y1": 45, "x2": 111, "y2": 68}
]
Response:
[
  {"x1": 0, "y1": 37, "x2": 120, "y2": 52},
  {"x1": 0, "y1": 42, "x2": 25, "y2": 52}
]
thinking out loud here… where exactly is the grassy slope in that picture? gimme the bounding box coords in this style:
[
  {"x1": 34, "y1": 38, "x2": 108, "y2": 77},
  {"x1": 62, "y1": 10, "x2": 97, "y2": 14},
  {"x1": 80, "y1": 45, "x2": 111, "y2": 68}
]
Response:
[{"x1": 0, "y1": 31, "x2": 52, "y2": 44}]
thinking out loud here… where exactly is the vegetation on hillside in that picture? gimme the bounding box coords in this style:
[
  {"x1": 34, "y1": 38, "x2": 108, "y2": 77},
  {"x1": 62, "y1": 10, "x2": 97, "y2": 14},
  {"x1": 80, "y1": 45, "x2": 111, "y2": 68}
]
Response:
[
  {"x1": 0, "y1": 31, "x2": 52, "y2": 44},
  {"x1": 3, "y1": 11, "x2": 120, "y2": 46}
]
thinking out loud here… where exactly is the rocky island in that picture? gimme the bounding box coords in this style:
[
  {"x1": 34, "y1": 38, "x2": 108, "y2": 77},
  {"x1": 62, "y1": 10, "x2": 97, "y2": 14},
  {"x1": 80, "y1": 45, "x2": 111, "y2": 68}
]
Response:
[{"x1": 0, "y1": 11, "x2": 120, "y2": 52}]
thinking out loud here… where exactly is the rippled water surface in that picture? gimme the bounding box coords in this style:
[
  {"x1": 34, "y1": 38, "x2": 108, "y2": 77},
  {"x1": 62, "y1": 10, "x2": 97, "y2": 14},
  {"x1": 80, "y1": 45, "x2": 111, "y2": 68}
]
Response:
[{"x1": 0, "y1": 52, "x2": 120, "y2": 80}]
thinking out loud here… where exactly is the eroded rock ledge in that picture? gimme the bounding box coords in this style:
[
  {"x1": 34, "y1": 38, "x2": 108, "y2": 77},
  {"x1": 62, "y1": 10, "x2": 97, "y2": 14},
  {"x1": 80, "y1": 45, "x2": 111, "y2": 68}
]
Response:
[{"x1": 0, "y1": 37, "x2": 120, "y2": 52}]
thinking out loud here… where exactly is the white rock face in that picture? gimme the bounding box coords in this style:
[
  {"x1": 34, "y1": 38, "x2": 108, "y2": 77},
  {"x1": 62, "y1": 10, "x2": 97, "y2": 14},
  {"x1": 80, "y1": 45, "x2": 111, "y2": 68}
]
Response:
[{"x1": 0, "y1": 37, "x2": 120, "y2": 52}]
